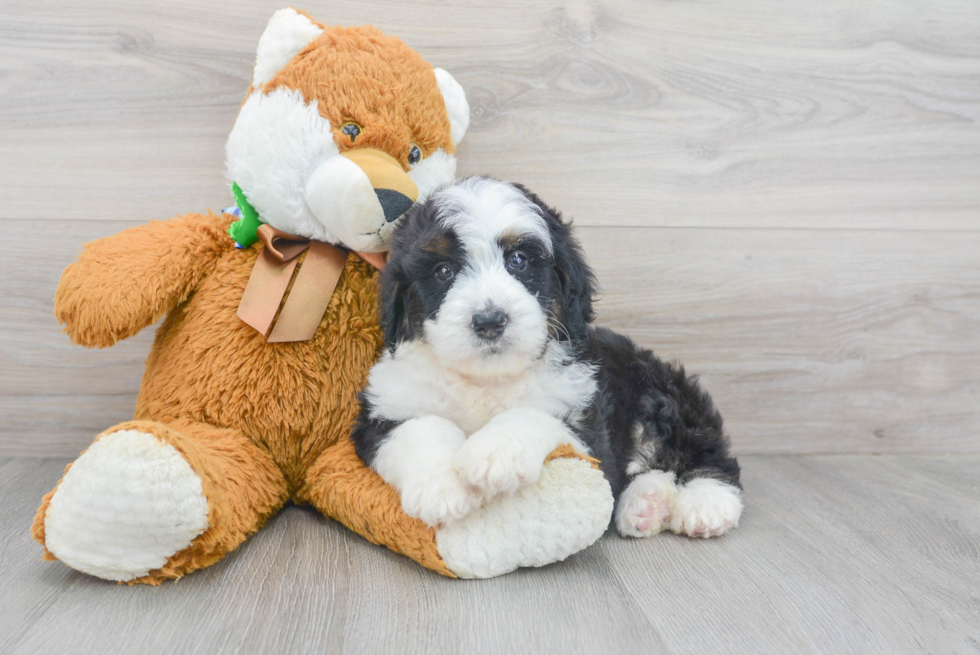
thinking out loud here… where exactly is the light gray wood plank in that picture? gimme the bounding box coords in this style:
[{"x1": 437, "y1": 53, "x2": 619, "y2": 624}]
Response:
[
  {"x1": 0, "y1": 458, "x2": 76, "y2": 649},
  {"x1": 3, "y1": 455, "x2": 979, "y2": 654},
  {"x1": 604, "y1": 456, "x2": 980, "y2": 654},
  {"x1": 3, "y1": 220, "x2": 977, "y2": 456},
  {"x1": 0, "y1": 0, "x2": 977, "y2": 229}
]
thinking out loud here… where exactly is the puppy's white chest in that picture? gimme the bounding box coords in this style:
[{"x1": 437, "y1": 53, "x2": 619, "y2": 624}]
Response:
[
  {"x1": 365, "y1": 342, "x2": 597, "y2": 434},
  {"x1": 442, "y1": 377, "x2": 547, "y2": 434}
]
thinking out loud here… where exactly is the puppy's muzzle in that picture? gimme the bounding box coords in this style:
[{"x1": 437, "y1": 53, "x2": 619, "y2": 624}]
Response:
[{"x1": 471, "y1": 308, "x2": 509, "y2": 342}]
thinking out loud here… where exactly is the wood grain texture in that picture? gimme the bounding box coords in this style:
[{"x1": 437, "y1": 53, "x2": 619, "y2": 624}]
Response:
[
  {"x1": 0, "y1": 0, "x2": 978, "y2": 229},
  {"x1": 3, "y1": 455, "x2": 979, "y2": 654},
  {"x1": 3, "y1": 219, "x2": 977, "y2": 456}
]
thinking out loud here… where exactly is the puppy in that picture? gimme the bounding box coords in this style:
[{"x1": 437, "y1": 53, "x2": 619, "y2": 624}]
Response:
[{"x1": 352, "y1": 176, "x2": 742, "y2": 538}]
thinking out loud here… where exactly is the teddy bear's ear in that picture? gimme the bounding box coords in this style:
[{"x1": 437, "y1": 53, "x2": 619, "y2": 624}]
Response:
[
  {"x1": 434, "y1": 68, "x2": 470, "y2": 146},
  {"x1": 252, "y1": 8, "x2": 324, "y2": 88}
]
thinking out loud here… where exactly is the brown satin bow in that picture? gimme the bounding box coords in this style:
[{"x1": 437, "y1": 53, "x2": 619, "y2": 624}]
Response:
[{"x1": 237, "y1": 224, "x2": 385, "y2": 343}]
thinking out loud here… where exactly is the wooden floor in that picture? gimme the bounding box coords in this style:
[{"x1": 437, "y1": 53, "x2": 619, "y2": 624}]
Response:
[
  {"x1": 1, "y1": 0, "x2": 979, "y2": 652},
  {"x1": 3, "y1": 455, "x2": 978, "y2": 655}
]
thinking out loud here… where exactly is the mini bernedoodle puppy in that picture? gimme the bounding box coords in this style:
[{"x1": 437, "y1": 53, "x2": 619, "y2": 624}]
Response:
[{"x1": 352, "y1": 176, "x2": 742, "y2": 539}]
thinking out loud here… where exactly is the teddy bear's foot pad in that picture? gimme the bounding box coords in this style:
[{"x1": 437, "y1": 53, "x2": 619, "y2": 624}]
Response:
[
  {"x1": 435, "y1": 456, "x2": 613, "y2": 578},
  {"x1": 43, "y1": 429, "x2": 209, "y2": 581}
]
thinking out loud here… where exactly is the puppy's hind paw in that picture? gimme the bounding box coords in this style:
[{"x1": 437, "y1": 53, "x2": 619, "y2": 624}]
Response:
[
  {"x1": 615, "y1": 470, "x2": 678, "y2": 537},
  {"x1": 670, "y1": 477, "x2": 742, "y2": 538}
]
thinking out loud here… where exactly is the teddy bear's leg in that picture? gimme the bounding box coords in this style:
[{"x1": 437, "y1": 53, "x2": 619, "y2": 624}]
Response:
[
  {"x1": 33, "y1": 419, "x2": 287, "y2": 584},
  {"x1": 299, "y1": 437, "x2": 453, "y2": 575},
  {"x1": 299, "y1": 439, "x2": 614, "y2": 579}
]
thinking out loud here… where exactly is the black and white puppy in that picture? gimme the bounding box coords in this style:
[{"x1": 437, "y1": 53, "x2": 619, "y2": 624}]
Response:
[{"x1": 352, "y1": 176, "x2": 742, "y2": 538}]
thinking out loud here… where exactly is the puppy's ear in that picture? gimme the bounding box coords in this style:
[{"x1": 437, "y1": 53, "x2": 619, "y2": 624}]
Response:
[
  {"x1": 514, "y1": 184, "x2": 597, "y2": 344},
  {"x1": 551, "y1": 222, "x2": 597, "y2": 344},
  {"x1": 379, "y1": 269, "x2": 418, "y2": 349}
]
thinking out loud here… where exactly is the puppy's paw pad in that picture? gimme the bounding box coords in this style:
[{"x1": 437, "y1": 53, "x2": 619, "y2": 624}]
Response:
[
  {"x1": 670, "y1": 478, "x2": 742, "y2": 538},
  {"x1": 453, "y1": 434, "x2": 541, "y2": 499},
  {"x1": 400, "y1": 471, "x2": 480, "y2": 527},
  {"x1": 616, "y1": 470, "x2": 677, "y2": 537},
  {"x1": 627, "y1": 492, "x2": 673, "y2": 535}
]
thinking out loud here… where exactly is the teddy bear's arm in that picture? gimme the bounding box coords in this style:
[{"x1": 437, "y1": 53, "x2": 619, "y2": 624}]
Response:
[{"x1": 55, "y1": 212, "x2": 232, "y2": 348}]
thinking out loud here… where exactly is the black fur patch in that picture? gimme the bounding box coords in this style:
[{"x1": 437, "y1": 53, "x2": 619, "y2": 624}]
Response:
[
  {"x1": 513, "y1": 183, "x2": 597, "y2": 346},
  {"x1": 351, "y1": 405, "x2": 398, "y2": 467},
  {"x1": 378, "y1": 204, "x2": 467, "y2": 348},
  {"x1": 578, "y1": 327, "x2": 740, "y2": 499}
]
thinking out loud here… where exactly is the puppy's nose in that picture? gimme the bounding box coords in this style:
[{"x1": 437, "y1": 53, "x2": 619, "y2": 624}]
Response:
[
  {"x1": 471, "y1": 309, "x2": 509, "y2": 341},
  {"x1": 375, "y1": 189, "x2": 414, "y2": 223}
]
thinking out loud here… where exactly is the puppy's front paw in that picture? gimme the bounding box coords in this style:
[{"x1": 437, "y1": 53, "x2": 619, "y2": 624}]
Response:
[
  {"x1": 399, "y1": 469, "x2": 480, "y2": 528},
  {"x1": 452, "y1": 429, "x2": 543, "y2": 500},
  {"x1": 670, "y1": 478, "x2": 743, "y2": 538}
]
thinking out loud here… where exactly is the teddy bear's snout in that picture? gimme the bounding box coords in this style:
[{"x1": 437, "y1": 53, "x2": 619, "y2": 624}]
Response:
[
  {"x1": 375, "y1": 188, "x2": 415, "y2": 223},
  {"x1": 342, "y1": 147, "x2": 419, "y2": 223},
  {"x1": 304, "y1": 148, "x2": 419, "y2": 252}
]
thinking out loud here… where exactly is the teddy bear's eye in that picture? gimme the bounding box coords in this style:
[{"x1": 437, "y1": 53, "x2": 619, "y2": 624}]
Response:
[
  {"x1": 341, "y1": 122, "x2": 361, "y2": 143},
  {"x1": 408, "y1": 144, "x2": 422, "y2": 165}
]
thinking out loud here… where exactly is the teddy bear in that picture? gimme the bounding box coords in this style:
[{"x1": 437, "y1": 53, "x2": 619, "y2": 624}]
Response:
[{"x1": 31, "y1": 8, "x2": 614, "y2": 583}]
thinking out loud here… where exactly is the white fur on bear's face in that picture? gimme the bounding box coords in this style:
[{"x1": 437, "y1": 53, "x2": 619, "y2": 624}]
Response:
[
  {"x1": 303, "y1": 155, "x2": 395, "y2": 253},
  {"x1": 226, "y1": 88, "x2": 342, "y2": 244},
  {"x1": 225, "y1": 88, "x2": 390, "y2": 250},
  {"x1": 409, "y1": 148, "x2": 457, "y2": 205},
  {"x1": 226, "y1": 87, "x2": 460, "y2": 251},
  {"x1": 423, "y1": 178, "x2": 554, "y2": 377}
]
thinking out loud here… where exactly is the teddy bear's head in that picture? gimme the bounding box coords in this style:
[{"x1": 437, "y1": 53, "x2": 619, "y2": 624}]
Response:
[{"x1": 226, "y1": 8, "x2": 469, "y2": 252}]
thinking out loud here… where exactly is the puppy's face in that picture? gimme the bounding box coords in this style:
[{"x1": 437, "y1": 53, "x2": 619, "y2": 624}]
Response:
[{"x1": 381, "y1": 176, "x2": 595, "y2": 377}]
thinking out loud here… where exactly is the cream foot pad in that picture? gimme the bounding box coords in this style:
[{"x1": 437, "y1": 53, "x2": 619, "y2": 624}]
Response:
[
  {"x1": 44, "y1": 430, "x2": 209, "y2": 581},
  {"x1": 437, "y1": 456, "x2": 613, "y2": 578}
]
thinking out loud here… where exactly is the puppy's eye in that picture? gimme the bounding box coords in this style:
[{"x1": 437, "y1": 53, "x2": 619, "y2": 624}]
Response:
[
  {"x1": 507, "y1": 252, "x2": 528, "y2": 272},
  {"x1": 341, "y1": 122, "x2": 361, "y2": 143},
  {"x1": 408, "y1": 144, "x2": 422, "y2": 165},
  {"x1": 435, "y1": 263, "x2": 455, "y2": 281}
]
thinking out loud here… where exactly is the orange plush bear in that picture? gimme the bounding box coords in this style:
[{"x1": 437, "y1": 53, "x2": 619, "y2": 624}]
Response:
[{"x1": 32, "y1": 8, "x2": 613, "y2": 583}]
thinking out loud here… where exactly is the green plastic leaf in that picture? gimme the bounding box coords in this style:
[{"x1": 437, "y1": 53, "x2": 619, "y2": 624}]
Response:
[{"x1": 227, "y1": 181, "x2": 263, "y2": 247}]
